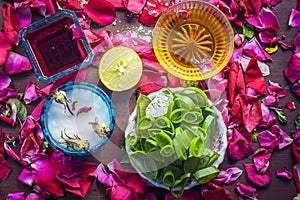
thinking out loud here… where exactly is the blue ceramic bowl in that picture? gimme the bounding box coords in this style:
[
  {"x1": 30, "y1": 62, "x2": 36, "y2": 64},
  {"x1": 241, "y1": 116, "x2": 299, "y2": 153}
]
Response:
[{"x1": 41, "y1": 82, "x2": 115, "y2": 156}]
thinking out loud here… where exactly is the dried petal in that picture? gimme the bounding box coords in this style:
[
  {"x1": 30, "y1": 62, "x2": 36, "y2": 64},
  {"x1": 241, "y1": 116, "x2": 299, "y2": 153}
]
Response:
[
  {"x1": 15, "y1": 6, "x2": 32, "y2": 28},
  {"x1": 136, "y1": 82, "x2": 164, "y2": 97},
  {"x1": 276, "y1": 167, "x2": 293, "y2": 179},
  {"x1": 105, "y1": 0, "x2": 125, "y2": 9},
  {"x1": 291, "y1": 82, "x2": 300, "y2": 97},
  {"x1": 6, "y1": 192, "x2": 25, "y2": 200},
  {"x1": 201, "y1": 182, "x2": 232, "y2": 200},
  {"x1": 289, "y1": 9, "x2": 300, "y2": 28},
  {"x1": 124, "y1": 0, "x2": 147, "y2": 13},
  {"x1": 235, "y1": 182, "x2": 258, "y2": 200},
  {"x1": 228, "y1": 48, "x2": 243, "y2": 65},
  {"x1": 139, "y1": 0, "x2": 170, "y2": 26},
  {"x1": 24, "y1": 82, "x2": 43, "y2": 104},
  {"x1": 257, "y1": 130, "x2": 278, "y2": 151},
  {"x1": 18, "y1": 168, "x2": 34, "y2": 186},
  {"x1": 76, "y1": 106, "x2": 92, "y2": 116},
  {"x1": 286, "y1": 102, "x2": 296, "y2": 111},
  {"x1": 165, "y1": 189, "x2": 200, "y2": 200},
  {"x1": 267, "y1": 80, "x2": 287, "y2": 97},
  {"x1": 234, "y1": 33, "x2": 244, "y2": 47},
  {"x1": 0, "y1": 70, "x2": 11, "y2": 90},
  {"x1": 83, "y1": 0, "x2": 116, "y2": 26},
  {"x1": 293, "y1": 164, "x2": 300, "y2": 191},
  {"x1": 4, "y1": 52, "x2": 32, "y2": 76},
  {"x1": 212, "y1": 167, "x2": 243, "y2": 185},
  {"x1": 259, "y1": 31, "x2": 281, "y2": 46},
  {"x1": 4, "y1": 142, "x2": 20, "y2": 162},
  {"x1": 284, "y1": 52, "x2": 300, "y2": 83},
  {"x1": 243, "y1": 38, "x2": 272, "y2": 61},
  {"x1": 253, "y1": 148, "x2": 271, "y2": 174},
  {"x1": 244, "y1": 164, "x2": 272, "y2": 187},
  {"x1": 108, "y1": 184, "x2": 137, "y2": 200},
  {"x1": 0, "y1": 101, "x2": 17, "y2": 126},
  {"x1": 227, "y1": 128, "x2": 253, "y2": 161},
  {"x1": 271, "y1": 124, "x2": 293, "y2": 149},
  {"x1": 31, "y1": 99, "x2": 46, "y2": 121},
  {"x1": 245, "y1": 58, "x2": 267, "y2": 96},
  {"x1": 262, "y1": 94, "x2": 278, "y2": 107},
  {"x1": 0, "y1": 130, "x2": 11, "y2": 182},
  {"x1": 259, "y1": 103, "x2": 276, "y2": 128},
  {"x1": 2, "y1": 3, "x2": 20, "y2": 46},
  {"x1": 240, "y1": 55, "x2": 270, "y2": 77},
  {"x1": 0, "y1": 32, "x2": 12, "y2": 65}
]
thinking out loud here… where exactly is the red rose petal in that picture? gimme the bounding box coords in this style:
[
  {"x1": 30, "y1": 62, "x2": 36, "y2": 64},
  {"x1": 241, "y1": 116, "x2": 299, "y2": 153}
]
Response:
[
  {"x1": 139, "y1": 0, "x2": 170, "y2": 26},
  {"x1": 244, "y1": 164, "x2": 272, "y2": 187},
  {"x1": 245, "y1": 58, "x2": 266, "y2": 96}
]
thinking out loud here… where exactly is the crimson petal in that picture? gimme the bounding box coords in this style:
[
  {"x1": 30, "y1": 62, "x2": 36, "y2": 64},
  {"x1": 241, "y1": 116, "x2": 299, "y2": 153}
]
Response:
[
  {"x1": 0, "y1": 32, "x2": 12, "y2": 65},
  {"x1": 124, "y1": 0, "x2": 147, "y2": 13},
  {"x1": 285, "y1": 102, "x2": 296, "y2": 111},
  {"x1": 15, "y1": 6, "x2": 32, "y2": 28},
  {"x1": 139, "y1": 0, "x2": 170, "y2": 26},
  {"x1": 212, "y1": 167, "x2": 243, "y2": 185},
  {"x1": 84, "y1": 0, "x2": 116, "y2": 26},
  {"x1": 2, "y1": 3, "x2": 20, "y2": 46},
  {"x1": 245, "y1": 58, "x2": 266, "y2": 96},
  {"x1": 244, "y1": 164, "x2": 272, "y2": 187}
]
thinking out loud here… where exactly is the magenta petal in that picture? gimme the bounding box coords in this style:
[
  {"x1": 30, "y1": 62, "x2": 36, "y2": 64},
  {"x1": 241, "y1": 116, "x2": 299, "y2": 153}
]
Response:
[
  {"x1": 18, "y1": 168, "x2": 34, "y2": 186},
  {"x1": 267, "y1": 80, "x2": 287, "y2": 98},
  {"x1": 212, "y1": 167, "x2": 243, "y2": 185},
  {"x1": 271, "y1": 124, "x2": 293, "y2": 149},
  {"x1": 92, "y1": 163, "x2": 116, "y2": 186},
  {"x1": 31, "y1": 99, "x2": 46, "y2": 121},
  {"x1": 25, "y1": 193, "x2": 44, "y2": 200},
  {"x1": 4, "y1": 142, "x2": 20, "y2": 162},
  {"x1": 4, "y1": 52, "x2": 32, "y2": 76},
  {"x1": 262, "y1": 94, "x2": 278, "y2": 107},
  {"x1": 285, "y1": 102, "x2": 296, "y2": 111},
  {"x1": 144, "y1": 192, "x2": 158, "y2": 200},
  {"x1": 246, "y1": 7, "x2": 280, "y2": 31},
  {"x1": 6, "y1": 192, "x2": 25, "y2": 200},
  {"x1": 259, "y1": 103, "x2": 276, "y2": 128},
  {"x1": 244, "y1": 164, "x2": 272, "y2": 187},
  {"x1": 276, "y1": 168, "x2": 293, "y2": 179},
  {"x1": 243, "y1": 37, "x2": 272, "y2": 61},
  {"x1": 138, "y1": 69, "x2": 167, "y2": 87},
  {"x1": 291, "y1": 82, "x2": 300, "y2": 97},
  {"x1": 257, "y1": 130, "x2": 278, "y2": 151},
  {"x1": 284, "y1": 52, "x2": 300, "y2": 83},
  {"x1": 24, "y1": 81, "x2": 43, "y2": 104},
  {"x1": 289, "y1": 9, "x2": 300, "y2": 28},
  {"x1": 229, "y1": 48, "x2": 243, "y2": 65},
  {"x1": 0, "y1": 70, "x2": 11, "y2": 89},
  {"x1": 165, "y1": 189, "x2": 200, "y2": 200},
  {"x1": 234, "y1": 33, "x2": 244, "y2": 47},
  {"x1": 15, "y1": 6, "x2": 32, "y2": 28},
  {"x1": 235, "y1": 182, "x2": 258, "y2": 200},
  {"x1": 139, "y1": 0, "x2": 170, "y2": 26},
  {"x1": 84, "y1": 0, "x2": 116, "y2": 26},
  {"x1": 259, "y1": 31, "x2": 280, "y2": 46},
  {"x1": 0, "y1": 32, "x2": 12, "y2": 65},
  {"x1": 109, "y1": 184, "x2": 136, "y2": 200},
  {"x1": 253, "y1": 148, "x2": 271, "y2": 174},
  {"x1": 124, "y1": 0, "x2": 147, "y2": 13}
]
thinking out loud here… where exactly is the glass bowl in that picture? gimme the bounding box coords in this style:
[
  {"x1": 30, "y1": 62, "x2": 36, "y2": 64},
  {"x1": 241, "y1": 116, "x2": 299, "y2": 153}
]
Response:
[
  {"x1": 124, "y1": 87, "x2": 227, "y2": 191},
  {"x1": 40, "y1": 82, "x2": 115, "y2": 156},
  {"x1": 152, "y1": 1, "x2": 234, "y2": 80}
]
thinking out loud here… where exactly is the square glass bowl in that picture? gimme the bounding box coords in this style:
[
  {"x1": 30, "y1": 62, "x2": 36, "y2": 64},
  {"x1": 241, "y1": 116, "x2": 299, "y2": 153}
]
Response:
[
  {"x1": 19, "y1": 10, "x2": 94, "y2": 83},
  {"x1": 40, "y1": 82, "x2": 115, "y2": 156}
]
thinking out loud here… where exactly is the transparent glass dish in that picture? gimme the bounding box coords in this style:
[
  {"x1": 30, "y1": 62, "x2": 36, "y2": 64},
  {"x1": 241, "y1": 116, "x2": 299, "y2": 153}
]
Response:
[
  {"x1": 152, "y1": 1, "x2": 234, "y2": 80},
  {"x1": 41, "y1": 82, "x2": 115, "y2": 156}
]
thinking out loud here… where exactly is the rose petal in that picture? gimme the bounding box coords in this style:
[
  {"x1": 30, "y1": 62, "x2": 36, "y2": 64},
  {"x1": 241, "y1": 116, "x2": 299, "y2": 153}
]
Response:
[
  {"x1": 267, "y1": 80, "x2": 287, "y2": 97},
  {"x1": 144, "y1": 192, "x2": 158, "y2": 200},
  {"x1": 271, "y1": 124, "x2": 293, "y2": 149},
  {"x1": 257, "y1": 130, "x2": 278, "y2": 151},
  {"x1": 259, "y1": 103, "x2": 276, "y2": 128},
  {"x1": 2, "y1": 3, "x2": 20, "y2": 46},
  {"x1": 253, "y1": 148, "x2": 271, "y2": 174},
  {"x1": 0, "y1": 130, "x2": 11, "y2": 182},
  {"x1": 262, "y1": 94, "x2": 278, "y2": 107},
  {"x1": 245, "y1": 7, "x2": 280, "y2": 31},
  {"x1": 0, "y1": 70, "x2": 11, "y2": 90},
  {"x1": 15, "y1": 6, "x2": 32, "y2": 28},
  {"x1": 0, "y1": 32, "x2": 12, "y2": 65},
  {"x1": 245, "y1": 58, "x2": 266, "y2": 96},
  {"x1": 0, "y1": 88, "x2": 18, "y2": 101},
  {"x1": 285, "y1": 102, "x2": 296, "y2": 111},
  {"x1": 228, "y1": 48, "x2": 243, "y2": 65},
  {"x1": 76, "y1": 106, "x2": 92, "y2": 116},
  {"x1": 240, "y1": 55, "x2": 270, "y2": 77},
  {"x1": 105, "y1": 0, "x2": 125, "y2": 9},
  {"x1": 136, "y1": 82, "x2": 164, "y2": 97},
  {"x1": 0, "y1": 101, "x2": 17, "y2": 126},
  {"x1": 201, "y1": 182, "x2": 231, "y2": 200},
  {"x1": 294, "y1": 32, "x2": 300, "y2": 53},
  {"x1": 234, "y1": 33, "x2": 244, "y2": 47},
  {"x1": 244, "y1": 164, "x2": 272, "y2": 187},
  {"x1": 92, "y1": 163, "x2": 118, "y2": 186},
  {"x1": 293, "y1": 164, "x2": 300, "y2": 191},
  {"x1": 276, "y1": 167, "x2": 293, "y2": 179},
  {"x1": 108, "y1": 184, "x2": 137, "y2": 200},
  {"x1": 138, "y1": 69, "x2": 167, "y2": 87},
  {"x1": 227, "y1": 128, "x2": 253, "y2": 161},
  {"x1": 25, "y1": 193, "x2": 44, "y2": 200},
  {"x1": 243, "y1": 37, "x2": 272, "y2": 61},
  {"x1": 289, "y1": 9, "x2": 300, "y2": 28},
  {"x1": 4, "y1": 52, "x2": 32, "y2": 76},
  {"x1": 259, "y1": 31, "x2": 281, "y2": 46},
  {"x1": 40, "y1": 0, "x2": 56, "y2": 16},
  {"x1": 284, "y1": 52, "x2": 300, "y2": 83},
  {"x1": 24, "y1": 82, "x2": 43, "y2": 104},
  {"x1": 4, "y1": 142, "x2": 20, "y2": 162},
  {"x1": 291, "y1": 82, "x2": 300, "y2": 97},
  {"x1": 139, "y1": 0, "x2": 170, "y2": 26},
  {"x1": 6, "y1": 192, "x2": 25, "y2": 200},
  {"x1": 124, "y1": 0, "x2": 147, "y2": 13},
  {"x1": 31, "y1": 99, "x2": 46, "y2": 121},
  {"x1": 18, "y1": 168, "x2": 34, "y2": 186},
  {"x1": 84, "y1": 0, "x2": 116, "y2": 26},
  {"x1": 212, "y1": 167, "x2": 243, "y2": 185},
  {"x1": 235, "y1": 182, "x2": 258, "y2": 200}
]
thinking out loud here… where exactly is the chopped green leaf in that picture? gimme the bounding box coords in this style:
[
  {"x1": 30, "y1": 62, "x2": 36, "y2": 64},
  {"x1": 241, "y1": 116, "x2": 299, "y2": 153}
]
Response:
[
  {"x1": 295, "y1": 115, "x2": 300, "y2": 130},
  {"x1": 274, "y1": 109, "x2": 288, "y2": 124},
  {"x1": 243, "y1": 22, "x2": 255, "y2": 39}
]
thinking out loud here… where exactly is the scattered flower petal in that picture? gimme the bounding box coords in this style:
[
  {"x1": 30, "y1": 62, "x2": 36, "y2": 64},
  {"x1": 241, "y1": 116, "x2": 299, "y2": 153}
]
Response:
[
  {"x1": 267, "y1": 80, "x2": 287, "y2": 97},
  {"x1": 293, "y1": 164, "x2": 300, "y2": 191},
  {"x1": 271, "y1": 124, "x2": 293, "y2": 149},
  {"x1": 253, "y1": 148, "x2": 271, "y2": 174},
  {"x1": 24, "y1": 82, "x2": 43, "y2": 104},
  {"x1": 15, "y1": 6, "x2": 32, "y2": 28},
  {"x1": 262, "y1": 94, "x2": 278, "y2": 107},
  {"x1": 244, "y1": 164, "x2": 272, "y2": 187},
  {"x1": 4, "y1": 142, "x2": 20, "y2": 162},
  {"x1": 240, "y1": 55, "x2": 270, "y2": 76},
  {"x1": 139, "y1": 0, "x2": 170, "y2": 26},
  {"x1": 235, "y1": 182, "x2": 258, "y2": 200},
  {"x1": 291, "y1": 81, "x2": 300, "y2": 97},
  {"x1": 124, "y1": 0, "x2": 147, "y2": 13},
  {"x1": 243, "y1": 37, "x2": 272, "y2": 61},
  {"x1": 212, "y1": 167, "x2": 243, "y2": 185},
  {"x1": 0, "y1": 130, "x2": 11, "y2": 182},
  {"x1": 201, "y1": 182, "x2": 232, "y2": 200},
  {"x1": 286, "y1": 102, "x2": 296, "y2": 111},
  {"x1": 284, "y1": 52, "x2": 300, "y2": 83},
  {"x1": 0, "y1": 32, "x2": 12, "y2": 65},
  {"x1": 276, "y1": 167, "x2": 293, "y2": 179},
  {"x1": 165, "y1": 189, "x2": 200, "y2": 200},
  {"x1": 6, "y1": 192, "x2": 25, "y2": 200},
  {"x1": 289, "y1": 9, "x2": 300, "y2": 28},
  {"x1": 2, "y1": 3, "x2": 20, "y2": 46},
  {"x1": 259, "y1": 31, "x2": 281, "y2": 46},
  {"x1": 4, "y1": 52, "x2": 32, "y2": 76},
  {"x1": 0, "y1": 70, "x2": 11, "y2": 90},
  {"x1": 257, "y1": 130, "x2": 278, "y2": 151},
  {"x1": 246, "y1": 7, "x2": 280, "y2": 31},
  {"x1": 234, "y1": 33, "x2": 244, "y2": 47}
]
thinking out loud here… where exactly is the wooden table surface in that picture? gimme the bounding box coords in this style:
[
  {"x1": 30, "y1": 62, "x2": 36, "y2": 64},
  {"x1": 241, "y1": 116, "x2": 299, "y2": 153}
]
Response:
[{"x1": 0, "y1": 0, "x2": 300, "y2": 199}]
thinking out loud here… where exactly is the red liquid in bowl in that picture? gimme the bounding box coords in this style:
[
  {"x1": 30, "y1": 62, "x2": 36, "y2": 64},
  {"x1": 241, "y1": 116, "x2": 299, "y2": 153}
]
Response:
[{"x1": 24, "y1": 16, "x2": 88, "y2": 78}]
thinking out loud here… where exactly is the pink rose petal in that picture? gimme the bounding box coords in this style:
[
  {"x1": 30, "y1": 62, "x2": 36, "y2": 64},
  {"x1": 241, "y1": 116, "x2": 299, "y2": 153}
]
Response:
[
  {"x1": 253, "y1": 148, "x2": 271, "y2": 174},
  {"x1": 2, "y1": 3, "x2": 20, "y2": 46},
  {"x1": 212, "y1": 167, "x2": 243, "y2": 185},
  {"x1": 24, "y1": 82, "x2": 43, "y2": 104},
  {"x1": 259, "y1": 31, "x2": 281, "y2": 46},
  {"x1": 271, "y1": 124, "x2": 293, "y2": 149},
  {"x1": 6, "y1": 192, "x2": 25, "y2": 200},
  {"x1": 262, "y1": 94, "x2": 278, "y2": 107},
  {"x1": 124, "y1": 0, "x2": 147, "y2": 13},
  {"x1": 289, "y1": 9, "x2": 300, "y2": 28},
  {"x1": 201, "y1": 182, "x2": 232, "y2": 200},
  {"x1": 0, "y1": 32, "x2": 12, "y2": 65},
  {"x1": 244, "y1": 164, "x2": 272, "y2": 187},
  {"x1": 0, "y1": 130, "x2": 11, "y2": 182},
  {"x1": 234, "y1": 33, "x2": 244, "y2": 47},
  {"x1": 291, "y1": 82, "x2": 300, "y2": 97},
  {"x1": 243, "y1": 37, "x2": 272, "y2": 61},
  {"x1": 15, "y1": 6, "x2": 32, "y2": 28},
  {"x1": 31, "y1": 99, "x2": 46, "y2": 121},
  {"x1": 0, "y1": 70, "x2": 11, "y2": 90},
  {"x1": 246, "y1": 7, "x2": 280, "y2": 31},
  {"x1": 138, "y1": 69, "x2": 167, "y2": 87},
  {"x1": 83, "y1": 0, "x2": 116, "y2": 26},
  {"x1": 276, "y1": 167, "x2": 293, "y2": 180},
  {"x1": 108, "y1": 184, "x2": 137, "y2": 200},
  {"x1": 4, "y1": 142, "x2": 20, "y2": 162},
  {"x1": 18, "y1": 168, "x2": 34, "y2": 186},
  {"x1": 267, "y1": 80, "x2": 287, "y2": 97},
  {"x1": 259, "y1": 103, "x2": 276, "y2": 128},
  {"x1": 284, "y1": 52, "x2": 300, "y2": 83},
  {"x1": 4, "y1": 52, "x2": 32, "y2": 76},
  {"x1": 235, "y1": 182, "x2": 258, "y2": 200},
  {"x1": 257, "y1": 130, "x2": 278, "y2": 151},
  {"x1": 139, "y1": 0, "x2": 170, "y2": 26}
]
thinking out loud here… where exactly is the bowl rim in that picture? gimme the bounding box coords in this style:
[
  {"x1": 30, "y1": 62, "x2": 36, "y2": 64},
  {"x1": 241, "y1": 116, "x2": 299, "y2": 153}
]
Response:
[
  {"x1": 40, "y1": 81, "x2": 115, "y2": 156},
  {"x1": 124, "y1": 87, "x2": 228, "y2": 190},
  {"x1": 152, "y1": 0, "x2": 234, "y2": 80}
]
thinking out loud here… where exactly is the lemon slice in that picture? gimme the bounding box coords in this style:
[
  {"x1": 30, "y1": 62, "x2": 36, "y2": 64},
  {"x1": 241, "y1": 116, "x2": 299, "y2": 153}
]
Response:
[{"x1": 99, "y1": 46, "x2": 143, "y2": 91}]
